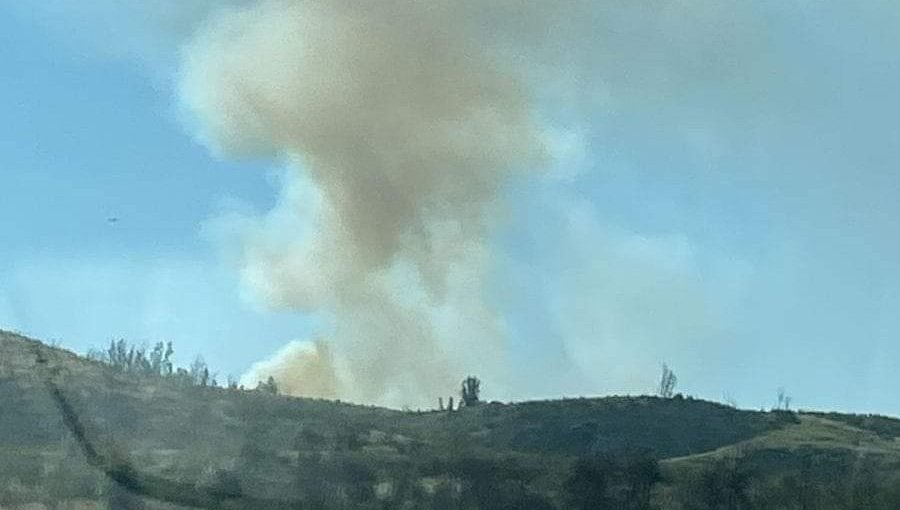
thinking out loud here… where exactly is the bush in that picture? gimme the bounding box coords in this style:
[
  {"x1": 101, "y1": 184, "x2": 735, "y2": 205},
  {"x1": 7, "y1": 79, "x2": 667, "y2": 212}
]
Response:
[
  {"x1": 678, "y1": 456, "x2": 753, "y2": 510},
  {"x1": 565, "y1": 449, "x2": 660, "y2": 510}
]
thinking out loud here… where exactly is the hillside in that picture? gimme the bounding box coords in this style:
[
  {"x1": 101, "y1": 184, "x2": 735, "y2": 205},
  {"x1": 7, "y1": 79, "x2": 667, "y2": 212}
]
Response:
[{"x1": 2, "y1": 329, "x2": 900, "y2": 509}]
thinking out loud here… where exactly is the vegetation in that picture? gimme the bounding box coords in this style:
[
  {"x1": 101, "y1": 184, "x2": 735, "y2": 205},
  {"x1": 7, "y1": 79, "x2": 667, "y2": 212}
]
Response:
[
  {"x1": 775, "y1": 387, "x2": 792, "y2": 411},
  {"x1": 461, "y1": 375, "x2": 481, "y2": 407},
  {"x1": 88, "y1": 339, "x2": 174, "y2": 377},
  {"x1": 657, "y1": 363, "x2": 678, "y2": 399},
  {"x1": 87, "y1": 339, "x2": 274, "y2": 395},
  {"x1": 2, "y1": 330, "x2": 900, "y2": 509},
  {"x1": 257, "y1": 375, "x2": 279, "y2": 395},
  {"x1": 566, "y1": 450, "x2": 660, "y2": 510}
]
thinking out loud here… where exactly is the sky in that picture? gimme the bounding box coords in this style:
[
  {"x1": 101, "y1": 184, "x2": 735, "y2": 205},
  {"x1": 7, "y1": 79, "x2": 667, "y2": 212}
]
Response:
[{"x1": 1, "y1": 2, "x2": 899, "y2": 414}]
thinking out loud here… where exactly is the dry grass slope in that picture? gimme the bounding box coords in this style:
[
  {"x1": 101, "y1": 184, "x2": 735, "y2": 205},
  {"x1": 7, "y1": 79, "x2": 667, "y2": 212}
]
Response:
[{"x1": 2, "y1": 329, "x2": 900, "y2": 509}]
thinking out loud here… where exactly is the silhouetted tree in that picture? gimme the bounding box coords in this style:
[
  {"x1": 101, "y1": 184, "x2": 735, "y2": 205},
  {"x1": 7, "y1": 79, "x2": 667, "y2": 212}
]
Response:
[
  {"x1": 106, "y1": 339, "x2": 129, "y2": 370},
  {"x1": 94, "y1": 339, "x2": 175, "y2": 377},
  {"x1": 657, "y1": 363, "x2": 678, "y2": 398},
  {"x1": 776, "y1": 387, "x2": 793, "y2": 411},
  {"x1": 461, "y1": 376, "x2": 481, "y2": 407},
  {"x1": 257, "y1": 376, "x2": 279, "y2": 395},
  {"x1": 149, "y1": 342, "x2": 164, "y2": 374},
  {"x1": 190, "y1": 356, "x2": 209, "y2": 386},
  {"x1": 162, "y1": 341, "x2": 174, "y2": 375},
  {"x1": 146, "y1": 341, "x2": 174, "y2": 376}
]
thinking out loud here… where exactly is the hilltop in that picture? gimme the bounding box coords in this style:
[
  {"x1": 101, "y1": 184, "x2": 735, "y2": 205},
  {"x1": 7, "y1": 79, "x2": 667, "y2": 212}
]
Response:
[{"x1": 2, "y1": 329, "x2": 900, "y2": 509}]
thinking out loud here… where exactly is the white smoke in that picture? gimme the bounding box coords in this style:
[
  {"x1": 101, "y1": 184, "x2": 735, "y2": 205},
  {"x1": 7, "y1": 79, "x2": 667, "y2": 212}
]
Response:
[
  {"x1": 5, "y1": 0, "x2": 778, "y2": 407},
  {"x1": 181, "y1": 0, "x2": 546, "y2": 406},
  {"x1": 176, "y1": 0, "x2": 784, "y2": 407},
  {"x1": 240, "y1": 340, "x2": 340, "y2": 398},
  {"x1": 545, "y1": 198, "x2": 745, "y2": 395},
  {"x1": 15, "y1": 0, "x2": 900, "y2": 412}
]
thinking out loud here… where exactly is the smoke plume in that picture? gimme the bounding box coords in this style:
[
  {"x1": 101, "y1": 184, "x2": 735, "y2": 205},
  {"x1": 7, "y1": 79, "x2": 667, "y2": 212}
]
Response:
[
  {"x1": 179, "y1": 0, "x2": 779, "y2": 406},
  {"x1": 181, "y1": 0, "x2": 546, "y2": 406},
  {"x1": 240, "y1": 340, "x2": 340, "y2": 398}
]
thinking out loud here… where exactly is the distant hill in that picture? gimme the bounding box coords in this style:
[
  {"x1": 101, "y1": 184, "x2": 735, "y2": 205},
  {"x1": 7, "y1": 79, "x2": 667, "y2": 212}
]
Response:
[{"x1": 2, "y1": 329, "x2": 900, "y2": 509}]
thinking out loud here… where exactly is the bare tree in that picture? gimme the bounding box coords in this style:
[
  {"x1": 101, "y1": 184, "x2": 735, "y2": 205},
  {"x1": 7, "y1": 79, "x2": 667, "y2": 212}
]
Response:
[
  {"x1": 149, "y1": 342, "x2": 165, "y2": 375},
  {"x1": 190, "y1": 356, "x2": 209, "y2": 387},
  {"x1": 94, "y1": 339, "x2": 175, "y2": 378},
  {"x1": 162, "y1": 341, "x2": 174, "y2": 376},
  {"x1": 776, "y1": 387, "x2": 793, "y2": 411},
  {"x1": 657, "y1": 363, "x2": 678, "y2": 398}
]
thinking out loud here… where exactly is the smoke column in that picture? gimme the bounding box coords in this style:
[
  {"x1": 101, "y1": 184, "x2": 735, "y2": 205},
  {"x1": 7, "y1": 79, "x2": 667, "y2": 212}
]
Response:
[
  {"x1": 178, "y1": 0, "x2": 777, "y2": 406},
  {"x1": 181, "y1": 0, "x2": 547, "y2": 406},
  {"x1": 0, "y1": 0, "x2": 780, "y2": 405}
]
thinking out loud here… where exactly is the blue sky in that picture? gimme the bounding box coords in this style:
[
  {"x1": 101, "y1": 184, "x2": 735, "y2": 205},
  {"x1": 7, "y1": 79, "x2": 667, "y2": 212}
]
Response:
[
  {"x1": 2, "y1": 2, "x2": 899, "y2": 413},
  {"x1": 0, "y1": 2, "x2": 311, "y2": 377}
]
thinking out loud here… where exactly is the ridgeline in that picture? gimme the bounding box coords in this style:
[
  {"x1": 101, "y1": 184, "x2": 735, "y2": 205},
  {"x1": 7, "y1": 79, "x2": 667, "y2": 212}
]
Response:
[{"x1": 2, "y1": 330, "x2": 900, "y2": 509}]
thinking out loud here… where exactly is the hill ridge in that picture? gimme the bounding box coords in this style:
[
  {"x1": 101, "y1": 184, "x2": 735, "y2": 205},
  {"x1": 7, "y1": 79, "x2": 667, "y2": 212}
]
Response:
[{"x1": 4, "y1": 329, "x2": 900, "y2": 509}]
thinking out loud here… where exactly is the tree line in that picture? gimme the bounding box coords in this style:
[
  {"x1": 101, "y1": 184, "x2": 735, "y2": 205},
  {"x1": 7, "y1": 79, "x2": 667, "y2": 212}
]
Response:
[{"x1": 87, "y1": 339, "x2": 279, "y2": 394}]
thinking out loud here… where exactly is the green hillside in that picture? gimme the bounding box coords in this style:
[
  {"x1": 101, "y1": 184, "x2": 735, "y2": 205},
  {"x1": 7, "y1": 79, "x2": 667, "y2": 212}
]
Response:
[{"x1": 2, "y1": 329, "x2": 899, "y2": 509}]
